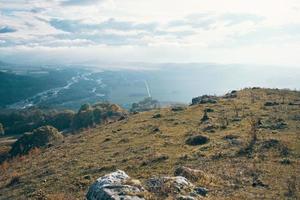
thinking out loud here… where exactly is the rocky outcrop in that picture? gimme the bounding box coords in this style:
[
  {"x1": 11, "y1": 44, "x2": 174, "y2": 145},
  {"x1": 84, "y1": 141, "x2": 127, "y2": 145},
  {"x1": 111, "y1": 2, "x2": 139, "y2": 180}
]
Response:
[
  {"x1": 73, "y1": 103, "x2": 127, "y2": 130},
  {"x1": 9, "y1": 126, "x2": 63, "y2": 156},
  {"x1": 87, "y1": 170, "x2": 209, "y2": 200},
  {"x1": 191, "y1": 95, "x2": 217, "y2": 105},
  {"x1": 174, "y1": 166, "x2": 207, "y2": 182},
  {"x1": 86, "y1": 170, "x2": 145, "y2": 200}
]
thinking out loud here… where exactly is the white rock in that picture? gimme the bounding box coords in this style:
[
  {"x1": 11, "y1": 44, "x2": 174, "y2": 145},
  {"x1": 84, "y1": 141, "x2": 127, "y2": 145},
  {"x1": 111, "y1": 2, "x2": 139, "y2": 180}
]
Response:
[{"x1": 86, "y1": 170, "x2": 145, "y2": 200}]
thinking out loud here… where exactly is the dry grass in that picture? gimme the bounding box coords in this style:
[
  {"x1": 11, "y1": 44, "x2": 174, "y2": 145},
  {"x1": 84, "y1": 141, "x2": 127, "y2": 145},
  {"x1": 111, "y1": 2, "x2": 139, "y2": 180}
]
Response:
[{"x1": 0, "y1": 88, "x2": 299, "y2": 199}]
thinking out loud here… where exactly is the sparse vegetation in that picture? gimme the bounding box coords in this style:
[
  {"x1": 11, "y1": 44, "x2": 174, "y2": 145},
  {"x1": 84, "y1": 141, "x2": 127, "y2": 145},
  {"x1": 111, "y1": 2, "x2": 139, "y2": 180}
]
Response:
[
  {"x1": 285, "y1": 175, "x2": 298, "y2": 199},
  {"x1": 218, "y1": 109, "x2": 229, "y2": 129},
  {"x1": 0, "y1": 88, "x2": 299, "y2": 199}
]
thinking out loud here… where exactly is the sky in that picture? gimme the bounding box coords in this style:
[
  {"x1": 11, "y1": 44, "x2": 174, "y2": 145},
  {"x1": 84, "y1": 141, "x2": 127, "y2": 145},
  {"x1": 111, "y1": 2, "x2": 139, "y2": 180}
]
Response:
[{"x1": 0, "y1": 0, "x2": 300, "y2": 67}]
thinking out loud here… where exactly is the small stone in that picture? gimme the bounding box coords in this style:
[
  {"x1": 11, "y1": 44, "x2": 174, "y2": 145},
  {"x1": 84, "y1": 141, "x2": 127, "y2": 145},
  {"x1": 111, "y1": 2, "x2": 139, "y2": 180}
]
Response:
[
  {"x1": 185, "y1": 135, "x2": 209, "y2": 146},
  {"x1": 194, "y1": 187, "x2": 208, "y2": 196},
  {"x1": 152, "y1": 113, "x2": 162, "y2": 118}
]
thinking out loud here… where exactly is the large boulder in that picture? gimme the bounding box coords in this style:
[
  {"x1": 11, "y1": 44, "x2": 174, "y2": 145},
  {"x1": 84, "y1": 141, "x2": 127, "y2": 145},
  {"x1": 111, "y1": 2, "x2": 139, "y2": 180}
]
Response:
[
  {"x1": 191, "y1": 95, "x2": 217, "y2": 105},
  {"x1": 86, "y1": 170, "x2": 145, "y2": 200},
  {"x1": 9, "y1": 126, "x2": 63, "y2": 156}
]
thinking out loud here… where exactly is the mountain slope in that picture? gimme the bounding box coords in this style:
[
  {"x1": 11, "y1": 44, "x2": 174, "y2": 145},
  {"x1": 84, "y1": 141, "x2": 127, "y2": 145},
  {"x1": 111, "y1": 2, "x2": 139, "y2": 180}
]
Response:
[{"x1": 0, "y1": 88, "x2": 299, "y2": 199}]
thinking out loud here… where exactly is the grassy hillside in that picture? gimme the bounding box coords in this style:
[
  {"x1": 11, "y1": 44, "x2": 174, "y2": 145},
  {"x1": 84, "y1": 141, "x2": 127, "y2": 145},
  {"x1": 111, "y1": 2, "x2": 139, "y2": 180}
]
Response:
[{"x1": 0, "y1": 88, "x2": 299, "y2": 199}]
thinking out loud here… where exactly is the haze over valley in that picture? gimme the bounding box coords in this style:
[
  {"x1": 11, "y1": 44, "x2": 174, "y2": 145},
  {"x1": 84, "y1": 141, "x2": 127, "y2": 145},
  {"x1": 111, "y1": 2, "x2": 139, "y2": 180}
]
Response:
[{"x1": 1, "y1": 61, "x2": 299, "y2": 111}]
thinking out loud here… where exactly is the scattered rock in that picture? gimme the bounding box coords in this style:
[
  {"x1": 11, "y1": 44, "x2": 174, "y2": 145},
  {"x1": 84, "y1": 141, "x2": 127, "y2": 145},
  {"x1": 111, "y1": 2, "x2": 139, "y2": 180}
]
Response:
[
  {"x1": 291, "y1": 114, "x2": 300, "y2": 121},
  {"x1": 224, "y1": 90, "x2": 238, "y2": 99},
  {"x1": 200, "y1": 110, "x2": 209, "y2": 123},
  {"x1": 252, "y1": 176, "x2": 268, "y2": 188},
  {"x1": 252, "y1": 87, "x2": 261, "y2": 90},
  {"x1": 259, "y1": 139, "x2": 290, "y2": 156},
  {"x1": 146, "y1": 176, "x2": 193, "y2": 196},
  {"x1": 118, "y1": 138, "x2": 130, "y2": 143},
  {"x1": 204, "y1": 108, "x2": 214, "y2": 113},
  {"x1": 194, "y1": 187, "x2": 209, "y2": 196},
  {"x1": 192, "y1": 95, "x2": 218, "y2": 105},
  {"x1": 9, "y1": 126, "x2": 63, "y2": 156},
  {"x1": 150, "y1": 126, "x2": 160, "y2": 134},
  {"x1": 176, "y1": 195, "x2": 196, "y2": 200},
  {"x1": 223, "y1": 135, "x2": 241, "y2": 145},
  {"x1": 259, "y1": 118, "x2": 288, "y2": 130},
  {"x1": 86, "y1": 170, "x2": 145, "y2": 200},
  {"x1": 118, "y1": 116, "x2": 126, "y2": 121},
  {"x1": 152, "y1": 113, "x2": 162, "y2": 118},
  {"x1": 141, "y1": 154, "x2": 169, "y2": 166},
  {"x1": 102, "y1": 138, "x2": 111, "y2": 143},
  {"x1": 264, "y1": 101, "x2": 279, "y2": 106},
  {"x1": 231, "y1": 117, "x2": 242, "y2": 122},
  {"x1": 280, "y1": 158, "x2": 292, "y2": 165},
  {"x1": 171, "y1": 106, "x2": 186, "y2": 112},
  {"x1": 202, "y1": 123, "x2": 216, "y2": 133},
  {"x1": 288, "y1": 101, "x2": 300, "y2": 106},
  {"x1": 152, "y1": 128, "x2": 160, "y2": 133},
  {"x1": 146, "y1": 176, "x2": 208, "y2": 199},
  {"x1": 7, "y1": 175, "x2": 21, "y2": 187},
  {"x1": 174, "y1": 166, "x2": 207, "y2": 182},
  {"x1": 185, "y1": 135, "x2": 209, "y2": 146}
]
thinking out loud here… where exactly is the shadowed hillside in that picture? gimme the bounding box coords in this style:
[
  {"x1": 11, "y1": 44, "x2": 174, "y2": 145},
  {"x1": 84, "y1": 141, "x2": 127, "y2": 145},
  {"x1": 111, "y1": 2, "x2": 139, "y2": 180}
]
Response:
[{"x1": 0, "y1": 88, "x2": 299, "y2": 199}]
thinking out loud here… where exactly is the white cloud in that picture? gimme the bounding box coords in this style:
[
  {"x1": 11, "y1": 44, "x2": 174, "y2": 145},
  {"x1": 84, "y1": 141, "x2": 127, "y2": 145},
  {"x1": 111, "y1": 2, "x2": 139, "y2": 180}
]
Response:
[{"x1": 0, "y1": 0, "x2": 300, "y2": 67}]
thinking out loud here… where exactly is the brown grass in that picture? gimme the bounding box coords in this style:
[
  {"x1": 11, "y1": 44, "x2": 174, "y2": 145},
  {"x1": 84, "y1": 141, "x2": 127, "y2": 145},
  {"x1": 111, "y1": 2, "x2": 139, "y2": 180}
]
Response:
[{"x1": 0, "y1": 88, "x2": 299, "y2": 199}]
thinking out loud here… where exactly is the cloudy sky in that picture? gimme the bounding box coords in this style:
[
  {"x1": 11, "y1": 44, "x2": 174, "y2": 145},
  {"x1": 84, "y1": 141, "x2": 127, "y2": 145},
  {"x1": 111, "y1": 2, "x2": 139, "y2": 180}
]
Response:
[{"x1": 0, "y1": 0, "x2": 300, "y2": 66}]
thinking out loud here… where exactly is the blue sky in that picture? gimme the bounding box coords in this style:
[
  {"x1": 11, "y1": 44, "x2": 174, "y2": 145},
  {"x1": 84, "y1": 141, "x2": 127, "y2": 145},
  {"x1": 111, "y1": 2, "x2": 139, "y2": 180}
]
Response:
[{"x1": 0, "y1": 0, "x2": 300, "y2": 67}]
